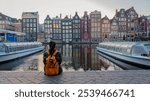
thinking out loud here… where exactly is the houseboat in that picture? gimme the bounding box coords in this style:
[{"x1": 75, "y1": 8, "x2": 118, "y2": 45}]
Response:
[
  {"x1": 0, "y1": 42, "x2": 44, "y2": 63},
  {"x1": 96, "y1": 42, "x2": 150, "y2": 69}
]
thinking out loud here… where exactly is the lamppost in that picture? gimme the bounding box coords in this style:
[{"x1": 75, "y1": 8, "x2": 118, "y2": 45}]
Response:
[
  {"x1": 148, "y1": 29, "x2": 150, "y2": 42},
  {"x1": 148, "y1": 24, "x2": 150, "y2": 41}
]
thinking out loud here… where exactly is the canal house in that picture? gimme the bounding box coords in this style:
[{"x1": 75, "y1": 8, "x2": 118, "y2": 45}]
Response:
[
  {"x1": 72, "y1": 12, "x2": 81, "y2": 43},
  {"x1": 22, "y1": 12, "x2": 39, "y2": 42},
  {"x1": 110, "y1": 17, "x2": 119, "y2": 41},
  {"x1": 101, "y1": 15, "x2": 111, "y2": 41},
  {"x1": 62, "y1": 16, "x2": 72, "y2": 43},
  {"x1": 90, "y1": 10, "x2": 101, "y2": 43},
  {"x1": 44, "y1": 15, "x2": 53, "y2": 42},
  {"x1": 52, "y1": 16, "x2": 62, "y2": 43},
  {"x1": 126, "y1": 7, "x2": 138, "y2": 41},
  {"x1": 81, "y1": 11, "x2": 91, "y2": 43}
]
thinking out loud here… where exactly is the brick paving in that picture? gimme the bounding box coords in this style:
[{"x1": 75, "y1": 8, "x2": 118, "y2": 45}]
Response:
[{"x1": 0, "y1": 70, "x2": 150, "y2": 84}]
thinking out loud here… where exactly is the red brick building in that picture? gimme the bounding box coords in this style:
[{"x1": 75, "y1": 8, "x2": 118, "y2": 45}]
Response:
[{"x1": 81, "y1": 11, "x2": 91, "y2": 43}]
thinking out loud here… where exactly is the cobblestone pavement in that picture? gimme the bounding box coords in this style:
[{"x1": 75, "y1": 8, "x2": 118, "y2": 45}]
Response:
[{"x1": 0, "y1": 70, "x2": 150, "y2": 84}]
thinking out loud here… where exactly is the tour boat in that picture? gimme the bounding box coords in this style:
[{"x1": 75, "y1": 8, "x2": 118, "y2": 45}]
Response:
[
  {"x1": 0, "y1": 42, "x2": 44, "y2": 63},
  {"x1": 96, "y1": 42, "x2": 150, "y2": 69}
]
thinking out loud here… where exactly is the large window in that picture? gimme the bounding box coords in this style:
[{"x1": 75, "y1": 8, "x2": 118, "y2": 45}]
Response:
[
  {"x1": 33, "y1": 23, "x2": 36, "y2": 27},
  {"x1": 26, "y1": 19, "x2": 29, "y2": 22},
  {"x1": 33, "y1": 19, "x2": 36, "y2": 22},
  {"x1": 33, "y1": 28, "x2": 36, "y2": 32},
  {"x1": 30, "y1": 19, "x2": 33, "y2": 22},
  {"x1": 30, "y1": 23, "x2": 33, "y2": 27},
  {"x1": 27, "y1": 23, "x2": 29, "y2": 27}
]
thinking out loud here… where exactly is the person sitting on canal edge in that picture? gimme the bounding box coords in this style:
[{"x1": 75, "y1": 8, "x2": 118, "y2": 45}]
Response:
[{"x1": 43, "y1": 41, "x2": 62, "y2": 76}]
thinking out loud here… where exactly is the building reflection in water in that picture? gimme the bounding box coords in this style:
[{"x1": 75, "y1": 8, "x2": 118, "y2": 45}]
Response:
[
  {"x1": 0, "y1": 44, "x2": 121, "y2": 71},
  {"x1": 81, "y1": 44, "x2": 91, "y2": 71},
  {"x1": 91, "y1": 44, "x2": 100, "y2": 70},
  {"x1": 55, "y1": 44, "x2": 121, "y2": 71},
  {"x1": 72, "y1": 44, "x2": 81, "y2": 70}
]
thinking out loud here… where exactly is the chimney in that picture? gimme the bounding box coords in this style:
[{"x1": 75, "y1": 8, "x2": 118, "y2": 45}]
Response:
[
  {"x1": 116, "y1": 9, "x2": 118, "y2": 14},
  {"x1": 75, "y1": 12, "x2": 78, "y2": 15},
  {"x1": 84, "y1": 11, "x2": 88, "y2": 15},
  {"x1": 70, "y1": 15, "x2": 71, "y2": 19},
  {"x1": 60, "y1": 13, "x2": 62, "y2": 18}
]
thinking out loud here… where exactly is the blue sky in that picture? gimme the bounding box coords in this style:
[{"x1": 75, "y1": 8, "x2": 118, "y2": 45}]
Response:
[{"x1": 0, "y1": 0, "x2": 150, "y2": 23}]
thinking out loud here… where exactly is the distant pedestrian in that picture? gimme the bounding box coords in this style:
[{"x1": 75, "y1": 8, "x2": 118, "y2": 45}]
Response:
[{"x1": 43, "y1": 41, "x2": 62, "y2": 76}]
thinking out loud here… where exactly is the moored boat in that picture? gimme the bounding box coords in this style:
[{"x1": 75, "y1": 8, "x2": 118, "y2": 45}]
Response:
[
  {"x1": 0, "y1": 42, "x2": 44, "y2": 63},
  {"x1": 96, "y1": 42, "x2": 150, "y2": 69}
]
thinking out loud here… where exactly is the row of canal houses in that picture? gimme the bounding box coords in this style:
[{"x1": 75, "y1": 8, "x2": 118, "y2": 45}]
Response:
[{"x1": 44, "y1": 7, "x2": 149, "y2": 43}]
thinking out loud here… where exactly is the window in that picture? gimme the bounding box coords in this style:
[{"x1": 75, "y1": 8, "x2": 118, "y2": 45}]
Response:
[
  {"x1": 98, "y1": 28, "x2": 100, "y2": 31},
  {"x1": 23, "y1": 19, "x2": 26, "y2": 22},
  {"x1": 27, "y1": 19, "x2": 29, "y2": 22},
  {"x1": 2, "y1": 25, "x2": 5, "y2": 29},
  {"x1": 63, "y1": 30, "x2": 65, "y2": 33},
  {"x1": 59, "y1": 29, "x2": 61, "y2": 33},
  {"x1": 62, "y1": 22, "x2": 65, "y2": 25},
  {"x1": 69, "y1": 34, "x2": 72, "y2": 38},
  {"x1": 66, "y1": 30, "x2": 68, "y2": 33},
  {"x1": 69, "y1": 30, "x2": 72, "y2": 33},
  {"x1": 91, "y1": 15, "x2": 94, "y2": 18},
  {"x1": 69, "y1": 26, "x2": 71, "y2": 29},
  {"x1": 63, "y1": 34, "x2": 65, "y2": 38},
  {"x1": 66, "y1": 26, "x2": 68, "y2": 29},
  {"x1": 59, "y1": 34, "x2": 61, "y2": 39},
  {"x1": 33, "y1": 23, "x2": 36, "y2": 27},
  {"x1": 26, "y1": 23, "x2": 29, "y2": 27},
  {"x1": 30, "y1": 19, "x2": 33, "y2": 22},
  {"x1": 33, "y1": 28, "x2": 36, "y2": 32},
  {"x1": 33, "y1": 19, "x2": 36, "y2": 22},
  {"x1": 91, "y1": 19, "x2": 94, "y2": 22},
  {"x1": 49, "y1": 21, "x2": 52, "y2": 23},
  {"x1": 104, "y1": 20, "x2": 108, "y2": 23},
  {"x1": 30, "y1": 28, "x2": 33, "y2": 32}
]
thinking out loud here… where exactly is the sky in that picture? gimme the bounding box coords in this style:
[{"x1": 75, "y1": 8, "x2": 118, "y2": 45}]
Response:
[{"x1": 0, "y1": 0, "x2": 150, "y2": 23}]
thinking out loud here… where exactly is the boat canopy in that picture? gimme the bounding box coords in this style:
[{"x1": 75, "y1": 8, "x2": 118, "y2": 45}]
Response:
[
  {"x1": 98, "y1": 42, "x2": 150, "y2": 56},
  {"x1": 0, "y1": 43, "x2": 5, "y2": 53},
  {"x1": 1, "y1": 42, "x2": 42, "y2": 53},
  {"x1": 3, "y1": 42, "x2": 42, "y2": 47}
]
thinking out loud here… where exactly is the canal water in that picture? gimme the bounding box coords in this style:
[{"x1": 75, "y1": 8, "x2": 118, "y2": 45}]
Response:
[{"x1": 0, "y1": 44, "x2": 122, "y2": 71}]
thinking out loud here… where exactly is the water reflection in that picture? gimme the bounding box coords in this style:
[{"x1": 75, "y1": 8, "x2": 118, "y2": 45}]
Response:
[
  {"x1": 55, "y1": 44, "x2": 122, "y2": 71},
  {"x1": 0, "y1": 44, "x2": 122, "y2": 71}
]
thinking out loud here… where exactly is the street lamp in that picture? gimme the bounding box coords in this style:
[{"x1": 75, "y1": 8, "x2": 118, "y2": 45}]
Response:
[{"x1": 148, "y1": 31, "x2": 150, "y2": 41}]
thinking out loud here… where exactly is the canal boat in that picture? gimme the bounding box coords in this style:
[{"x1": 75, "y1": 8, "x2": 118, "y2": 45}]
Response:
[
  {"x1": 0, "y1": 42, "x2": 44, "y2": 63},
  {"x1": 96, "y1": 42, "x2": 150, "y2": 69}
]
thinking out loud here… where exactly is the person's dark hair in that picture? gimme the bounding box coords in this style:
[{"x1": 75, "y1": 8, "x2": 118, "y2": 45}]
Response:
[{"x1": 49, "y1": 41, "x2": 56, "y2": 53}]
